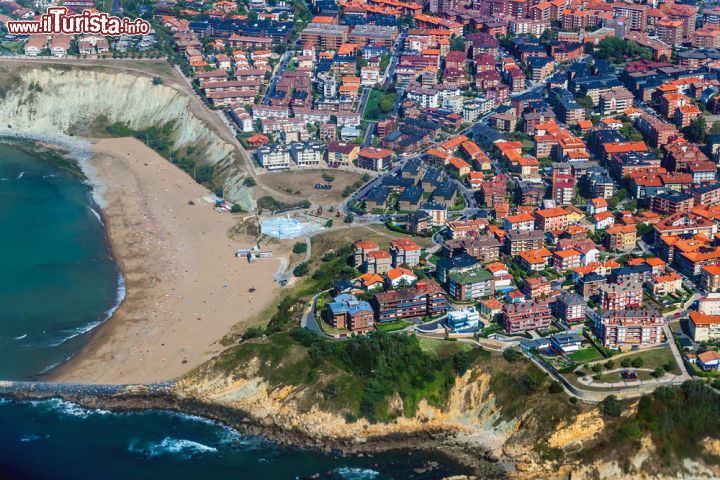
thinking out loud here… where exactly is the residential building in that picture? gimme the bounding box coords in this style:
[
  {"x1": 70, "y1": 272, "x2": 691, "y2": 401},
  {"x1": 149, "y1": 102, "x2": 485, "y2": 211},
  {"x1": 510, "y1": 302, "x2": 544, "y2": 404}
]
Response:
[
  {"x1": 325, "y1": 294, "x2": 374, "y2": 332},
  {"x1": 554, "y1": 293, "x2": 586, "y2": 323},
  {"x1": 595, "y1": 309, "x2": 665, "y2": 349},
  {"x1": 502, "y1": 300, "x2": 552, "y2": 333},
  {"x1": 373, "y1": 279, "x2": 447, "y2": 322},
  {"x1": 256, "y1": 144, "x2": 291, "y2": 170},
  {"x1": 386, "y1": 267, "x2": 417, "y2": 289},
  {"x1": 447, "y1": 265, "x2": 494, "y2": 301},
  {"x1": 598, "y1": 281, "x2": 643, "y2": 311},
  {"x1": 442, "y1": 236, "x2": 501, "y2": 263},
  {"x1": 365, "y1": 250, "x2": 393, "y2": 274},
  {"x1": 521, "y1": 276, "x2": 551, "y2": 299},
  {"x1": 688, "y1": 312, "x2": 720, "y2": 342},
  {"x1": 505, "y1": 230, "x2": 546, "y2": 255},
  {"x1": 604, "y1": 224, "x2": 637, "y2": 252},
  {"x1": 390, "y1": 239, "x2": 422, "y2": 267},
  {"x1": 354, "y1": 240, "x2": 379, "y2": 267}
]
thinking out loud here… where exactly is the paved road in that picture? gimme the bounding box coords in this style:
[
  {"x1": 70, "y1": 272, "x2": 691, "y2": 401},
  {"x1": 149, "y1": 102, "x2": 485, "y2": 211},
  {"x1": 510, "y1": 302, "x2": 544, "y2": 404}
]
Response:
[{"x1": 262, "y1": 51, "x2": 292, "y2": 105}]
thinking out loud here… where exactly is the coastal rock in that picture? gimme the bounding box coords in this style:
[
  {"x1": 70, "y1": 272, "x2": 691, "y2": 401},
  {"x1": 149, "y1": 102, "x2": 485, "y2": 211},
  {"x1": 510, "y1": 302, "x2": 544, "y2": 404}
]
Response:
[{"x1": 0, "y1": 65, "x2": 253, "y2": 210}]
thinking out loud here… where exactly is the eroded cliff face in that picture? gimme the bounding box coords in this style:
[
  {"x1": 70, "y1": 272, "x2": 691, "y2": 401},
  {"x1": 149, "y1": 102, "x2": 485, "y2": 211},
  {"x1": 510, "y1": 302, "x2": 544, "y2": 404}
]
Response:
[
  {"x1": 176, "y1": 360, "x2": 518, "y2": 459},
  {"x1": 0, "y1": 65, "x2": 253, "y2": 209},
  {"x1": 177, "y1": 354, "x2": 720, "y2": 480}
]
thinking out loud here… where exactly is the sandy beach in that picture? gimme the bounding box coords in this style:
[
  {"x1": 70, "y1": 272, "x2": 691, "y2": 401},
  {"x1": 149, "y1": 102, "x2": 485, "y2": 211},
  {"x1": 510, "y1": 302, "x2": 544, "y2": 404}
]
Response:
[{"x1": 51, "y1": 137, "x2": 280, "y2": 384}]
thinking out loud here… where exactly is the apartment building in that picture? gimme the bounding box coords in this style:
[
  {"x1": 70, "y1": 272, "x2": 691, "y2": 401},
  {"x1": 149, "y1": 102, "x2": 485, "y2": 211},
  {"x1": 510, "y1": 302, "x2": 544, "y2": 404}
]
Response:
[
  {"x1": 442, "y1": 236, "x2": 501, "y2": 263},
  {"x1": 502, "y1": 300, "x2": 552, "y2": 333},
  {"x1": 256, "y1": 144, "x2": 291, "y2": 170},
  {"x1": 505, "y1": 230, "x2": 546, "y2": 255},
  {"x1": 598, "y1": 281, "x2": 643, "y2": 311},
  {"x1": 290, "y1": 142, "x2": 325, "y2": 167},
  {"x1": 688, "y1": 312, "x2": 720, "y2": 342},
  {"x1": 534, "y1": 207, "x2": 569, "y2": 231},
  {"x1": 595, "y1": 309, "x2": 665, "y2": 349},
  {"x1": 390, "y1": 239, "x2": 422, "y2": 267},
  {"x1": 604, "y1": 224, "x2": 637, "y2": 252},
  {"x1": 299, "y1": 23, "x2": 349, "y2": 49},
  {"x1": 373, "y1": 279, "x2": 447, "y2": 322},
  {"x1": 554, "y1": 292, "x2": 586, "y2": 323},
  {"x1": 326, "y1": 294, "x2": 375, "y2": 332},
  {"x1": 447, "y1": 266, "x2": 494, "y2": 301},
  {"x1": 599, "y1": 87, "x2": 634, "y2": 116}
]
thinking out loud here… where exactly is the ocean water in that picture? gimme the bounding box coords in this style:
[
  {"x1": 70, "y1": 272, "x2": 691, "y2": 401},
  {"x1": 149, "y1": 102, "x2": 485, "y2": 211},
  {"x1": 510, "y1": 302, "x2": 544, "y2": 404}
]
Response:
[
  {"x1": 0, "y1": 142, "x2": 120, "y2": 379},
  {"x1": 0, "y1": 143, "x2": 473, "y2": 479},
  {"x1": 0, "y1": 398, "x2": 467, "y2": 480}
]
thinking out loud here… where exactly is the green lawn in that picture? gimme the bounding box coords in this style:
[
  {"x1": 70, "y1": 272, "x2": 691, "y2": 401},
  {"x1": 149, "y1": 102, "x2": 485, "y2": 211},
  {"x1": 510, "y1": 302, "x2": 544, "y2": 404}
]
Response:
[
  {"x1": 376, "y1": 319, "x2": 411, "y2": 332},
  {"x1": 568, "y1": 347, "x2": 603, "y2": 363},
  {"x1": 616, "y1": 347, "x2": 679, "y2": 373}
]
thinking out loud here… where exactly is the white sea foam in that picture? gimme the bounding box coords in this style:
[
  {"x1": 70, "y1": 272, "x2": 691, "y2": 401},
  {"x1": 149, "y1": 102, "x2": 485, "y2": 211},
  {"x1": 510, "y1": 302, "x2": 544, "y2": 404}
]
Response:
[
  {"x1": 333, "y1": 467, "x2": 381, "y2": 479},
  {"x1": 128, "y1": 437, "x2": 218, "y2": 459},
  {"x1": 19, "y1": 433, "x2": 49, "y2": 443},
  {"x1": 14, "y1": 334, "x2": 27, "y2": 340},
  {"x1": 26, "y1": 398, "x2": 110, "y2": 418},
  {"x1": 90, "y1": 207, "x2": 104, "y2": 226},
  {"x1": 15, "y1": 171, "x2": 24, "y2": 179}
]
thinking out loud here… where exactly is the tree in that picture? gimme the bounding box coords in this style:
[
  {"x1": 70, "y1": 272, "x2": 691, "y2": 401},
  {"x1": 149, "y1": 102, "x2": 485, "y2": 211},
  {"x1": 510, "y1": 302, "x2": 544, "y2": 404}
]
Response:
[
  {"x1": 293, "y1": 262, "x2": 309, "y2": 277},
  {"x1": 600, "y1": 394, "x2": 621, "y2": 417},
  {"x1": 591, "y1": 364, "x2": 602, "y2": 373},
  {"x1": 503, "y1": 348, "x2": 521, "y2": 362},
  {"x1": 450, "y1": 35, "x2": 465, "y2": 51},
  {"x1": 576, "y1": 96, "x2": 594, "y2": 110},
  {"x1": 710, "y1": 121, "x2": 720, "y2": 136},
  {"x1": 604, "y1": 360, "x2": 615, "y2": 370},
  {"x1": 687, "y1": 116, "x2": 707, "y2": 144},
  {"x1": 292, "y1": 242, "x2": 308, "y2": 254},
  {"x1": 621, "y1": 358, "x2": 632, "y2": 368},
  {"x1": 230, "y1": 204, "x2": 243, "y2": 213},
  {"x1": 344, "y1": 212, "x2": 354, "y2": 224},
  {"x1": 631, "y1": 357, "x2": 644, "y2": 368},
  {"x1": 548, "y1": 381, "x2": 564, "y2": 394},
  {"x1": 652, "y1": 367, "x2": 665, "y2": 378},
  {"x1": 243, "y1": 176, "x2": 257, "y2": 187}
]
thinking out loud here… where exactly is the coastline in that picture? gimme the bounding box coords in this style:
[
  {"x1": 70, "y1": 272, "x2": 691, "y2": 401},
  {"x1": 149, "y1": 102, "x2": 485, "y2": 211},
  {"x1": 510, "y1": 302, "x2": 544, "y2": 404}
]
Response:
[
  {"x1": 0, "y1": 386, "x2": 495, "y2": 477},
  {"x1": 34, "y1": 136, "x2": 282, "y2": 384}
]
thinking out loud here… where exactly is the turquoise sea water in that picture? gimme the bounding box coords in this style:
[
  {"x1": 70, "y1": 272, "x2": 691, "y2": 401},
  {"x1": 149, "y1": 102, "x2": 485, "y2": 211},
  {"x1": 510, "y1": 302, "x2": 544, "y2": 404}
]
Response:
[
  {"x1": 0, "y1": 398, "x2": 467, "y2": 480},
  {"x1": 0, "y1": 142, "x2": 120, "y2": 379},
  {"x1": 0, "y1": 143, "x2": 472, "y2": 479}
]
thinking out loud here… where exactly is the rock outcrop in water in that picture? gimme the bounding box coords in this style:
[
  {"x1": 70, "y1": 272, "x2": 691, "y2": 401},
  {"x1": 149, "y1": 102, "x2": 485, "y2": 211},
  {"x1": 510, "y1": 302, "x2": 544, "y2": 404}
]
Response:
[{"x1": 0, "y1": 64, "x2": 254, "y2": 209}]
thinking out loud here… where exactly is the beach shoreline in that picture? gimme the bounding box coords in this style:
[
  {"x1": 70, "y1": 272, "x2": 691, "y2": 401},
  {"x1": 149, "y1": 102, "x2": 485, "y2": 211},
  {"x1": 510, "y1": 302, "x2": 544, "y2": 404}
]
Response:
[{"x1": 46, "y1": 136, "x2": 281, "y2": 384}]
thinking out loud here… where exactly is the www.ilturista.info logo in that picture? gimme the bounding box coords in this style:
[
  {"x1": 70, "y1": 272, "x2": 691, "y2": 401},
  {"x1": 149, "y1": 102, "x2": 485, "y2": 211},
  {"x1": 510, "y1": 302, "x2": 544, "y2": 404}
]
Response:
[{"x1": 6, "y1": 8, "x2": 151, "y2": 36}]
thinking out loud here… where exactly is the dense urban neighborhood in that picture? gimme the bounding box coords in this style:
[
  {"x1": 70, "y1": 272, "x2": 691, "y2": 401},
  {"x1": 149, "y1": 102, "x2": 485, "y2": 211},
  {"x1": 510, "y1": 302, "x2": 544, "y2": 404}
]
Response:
[{"x1": 3, "y1": 0, "x2": 720, "y2": 429}]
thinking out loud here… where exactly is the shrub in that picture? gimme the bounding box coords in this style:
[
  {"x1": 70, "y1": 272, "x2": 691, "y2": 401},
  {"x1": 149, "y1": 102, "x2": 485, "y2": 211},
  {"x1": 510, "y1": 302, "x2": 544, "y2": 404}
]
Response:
[
  {"x1": 293, "y1": 262, "x2": 309, "y2": 277},
  {"x1": 591, "y1": 364, "x2": 602, "y2": 373},
  {"x1": 569, "y1": 396, "x2": 578, "y2": 405},
  {"x1": 230, "y1": 204, "x2": 243, "y2": 213},
  {"x1": 243, "y1": 176, "x2": 257, "y2": 187},
  {"x1": 605, "y1": 360, "x2": 615, "y2": 370},
  {"x1": 662, "y1": 361, "x2": 675, "y2": 372},
  {"x1": 621, "y1": 358, "x2": 632, "y2": 368},
  {"x1": 503, "y1": 348, "x2": 521, "y2": 362},
  {"x1": 292, "y1": 242, "x2": 308, "y2": 254},
  {"x1": 344, "y1": 212, "x2": 354, "y2": 224},
  {"x1": 652, "y1": 367, "x2": 665, "y2": 378},
  {"x1": 631, "y1": 358, "x2": 644, "y2": 368},
  {"x1": 548, "y1": 382, "x2": 564, "y2": 394},
  {"x1": 600, "y1": 395, "x2": 621, "y2": 417},
  {"x1": 321, "y1": 173, "x2": 335, "y2": 182}
]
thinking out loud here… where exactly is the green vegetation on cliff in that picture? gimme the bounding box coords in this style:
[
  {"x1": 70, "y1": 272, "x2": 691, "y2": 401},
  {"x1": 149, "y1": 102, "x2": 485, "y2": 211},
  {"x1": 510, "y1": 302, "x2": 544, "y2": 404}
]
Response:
[
  {"x1": 613, "y1": 382, "x2": 720, "y2": 465},
  {"x1": 103, "y1": 120, "x2": 220, "y2": 192},
  {"x1": 211, "y1": 329, "x2": 487, "y2": 422}
]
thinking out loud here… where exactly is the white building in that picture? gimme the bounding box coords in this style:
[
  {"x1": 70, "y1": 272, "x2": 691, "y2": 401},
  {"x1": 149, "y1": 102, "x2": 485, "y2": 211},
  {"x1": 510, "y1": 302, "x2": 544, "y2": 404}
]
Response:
[
  {"x1": 291, "y1": 142, "x2": 325, "y2": 167},
  {"x1": 256, "y1": 144, "x2": 291, "y2": 170}
]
